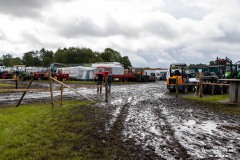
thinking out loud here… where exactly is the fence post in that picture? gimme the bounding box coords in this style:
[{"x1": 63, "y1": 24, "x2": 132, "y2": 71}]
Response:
[
  {"x1": 199, "y1": 73, "x2": 203, "y2": 98},
  {"x1": 105, "y1": 77, "x2": 108, "y2": 102},
  {"x1": 212, "y1": 84, "x2": 215, "y2": 95},
  {"x1": 16, "y1": 78, "x2": 34, "y2": 107},
  {"x1": 15, "y1": 73, "x2": 19, "y2": 89},
  {"x1": 49, "y1": 70, "x2": 54, "y2": 109},
  {"x1": 60, "y1": 84, "x2": 63, "y2": 106},
  {"x1": 176, "y1": 78, "x2": 178, "y2": 97}
]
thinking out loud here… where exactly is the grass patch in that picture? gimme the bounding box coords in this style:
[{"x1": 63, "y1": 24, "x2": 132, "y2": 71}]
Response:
[
  {"x1": 0, "y1": 83, "x2": 15, "y2": 88},
  {"x1": 0, "y1": 100, "x2": 109, "y2": 160},
  {"x1": 183, "y1": 94, "x2": 240, "y2": 115},
  {"x1": 183, "y1": 94, "x2": 229, "y2": 104}
]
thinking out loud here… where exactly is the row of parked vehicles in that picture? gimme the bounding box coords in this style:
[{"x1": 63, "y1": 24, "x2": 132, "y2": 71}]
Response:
[
  {"x1": 166, "y1": 57, "x2": 240, "y2": 93},
  {"x1": 0, "y1": 62, "x2": 168, "y2": 82},
  {"x1": 0, "y1": 65, "x2": 49, "y2": 81},
  {"x1": 52, "y1": 62, "x2": 168, "y2": 82}
]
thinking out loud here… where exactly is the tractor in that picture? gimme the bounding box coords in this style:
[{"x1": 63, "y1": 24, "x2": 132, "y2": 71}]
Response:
[
  {"x1": 215, "y1": 57, "x2": 235, "y2": 79},
  {"x1": 166, "y1": 63, "x2": 189, "y2": 93},
  {"x1": 235, "y1": 61, "x2": 240, "y2": 79}
]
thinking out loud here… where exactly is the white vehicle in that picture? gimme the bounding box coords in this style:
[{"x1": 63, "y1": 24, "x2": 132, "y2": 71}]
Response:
[{"x1": 74, "y1": 66, "x2": 96, "y2": 80}]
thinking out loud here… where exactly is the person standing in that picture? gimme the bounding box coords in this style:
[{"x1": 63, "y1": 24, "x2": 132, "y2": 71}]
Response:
[
  {"x1": 107, "y1": 73, "x2": 113, "y2": 92},
  {"x1": 96, "y1": 71, "x2": 103, "y2": 93}
]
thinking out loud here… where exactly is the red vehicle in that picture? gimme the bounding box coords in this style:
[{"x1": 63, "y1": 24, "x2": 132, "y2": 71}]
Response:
[
  {"x1": 56, "y1": 68, "x2": 70, "y2": 81},
  {"x1": 94, "y1": 66, "x2": 136, "y2": 82},
  {"x1": 33, "y1": 71, "x2": 49, "y2": 80}
]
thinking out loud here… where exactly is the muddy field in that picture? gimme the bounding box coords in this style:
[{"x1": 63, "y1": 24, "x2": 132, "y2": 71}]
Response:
[{"x1": 1, "y1": 81, "x2": 240, "y2": 159}]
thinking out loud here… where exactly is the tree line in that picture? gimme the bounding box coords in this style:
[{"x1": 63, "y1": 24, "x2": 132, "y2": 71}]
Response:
[{"x1": 1, "y1": 47, "x2": 132, "y2": 69}]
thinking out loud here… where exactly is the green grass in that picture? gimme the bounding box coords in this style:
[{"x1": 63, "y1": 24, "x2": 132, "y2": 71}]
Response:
[
  {"x1": 183, "y1": 94, "x2": 240, "y2": 115},
  {"x1": 0, "y1": 83, "x2": 15, "y2": 88},
  {"x1": 0, "y1": 101, "x2": 107, "y2": 160},
  {"x1": 183, "y1": 94, "x2": 229, "y2": 103}
]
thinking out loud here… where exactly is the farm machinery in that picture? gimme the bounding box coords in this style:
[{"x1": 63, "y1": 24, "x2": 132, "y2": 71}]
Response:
[
  {"x1": 93, "y1": 66, "x2": 157, "y2": 82},
  {"x1": 167, "y1": 63, "x2": 191, "y2": 93},
  {"x1": 215, "y1": 57, "x2": 236, "y2": 79}
]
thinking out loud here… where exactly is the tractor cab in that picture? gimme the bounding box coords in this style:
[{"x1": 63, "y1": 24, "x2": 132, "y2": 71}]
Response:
[
  {"x1": 236, "y1": 61, "x2": 240, "y2": 79},
  {"x1": 215, "y1": 57, "x2": 235, "y2": 79},
  {"x1": 167, "y1": 63, "x2": 188, "y2": 92}
]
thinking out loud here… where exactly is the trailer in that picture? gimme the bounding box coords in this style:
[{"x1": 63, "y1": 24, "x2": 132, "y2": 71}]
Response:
[
  {"x1": 76, "y1": 67, "x2": 96, "y2": 81},
  {"x1": 68, "y1": 67, "x2": 78, "y2": 80}
]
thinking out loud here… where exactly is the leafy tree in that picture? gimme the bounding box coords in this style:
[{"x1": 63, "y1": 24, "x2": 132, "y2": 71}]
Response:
[
  {"x1": 11, "y1": 57, "x2": 22, "y2": 66},
  {"x1": 3, "y1": 54, "x2": 13, "y2": 66},
  {"x1": 101, "y1": 48, "x2": 122, "y2": 62},
  {"x1": 2, "y1": 54, "x2": 23, "y2": 66},
  {"x1": 22, "y1": 51, "x2": 41, "y2": 67},
  {"x1": 64, "y1": 47, "x2": 80, "y2": 64},
  {"x1": 20, "y1": 46, "x2": 132, "y2": 68},
  {"x1": 120, "y1": 56, "x2": 132, "y2": 69},
  {"x1": 39, "y1": 48, "x2": 54, "y2": 67},
  {"x1": 54, "y1": 48, "x2": 67, "y2": 63}
]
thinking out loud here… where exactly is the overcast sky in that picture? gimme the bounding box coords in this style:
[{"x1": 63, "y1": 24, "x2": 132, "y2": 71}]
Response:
[{"x1": 0, "y1": 0, "x2": 240, "y2": 68}]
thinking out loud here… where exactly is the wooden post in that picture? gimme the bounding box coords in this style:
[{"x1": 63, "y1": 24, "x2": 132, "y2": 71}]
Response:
[
  {"x1": 60, "y1": 84, "x2": 63, "y2": 106},
  {"x1": 105, "y1": 76, "x2": 108, "y2": 102},
  {"x1": 211, "y1": 84, "x2": 215, "y2": 95},
  {"x1": 199, "y1": 74, "x2": 203, "y2": 98},
  {"x1": 50, "y1": 77, "x2": 94, "y2": 102},
  {"x1": 238, "y1": 83, "x2": 240, "y2": 107},
  {"x1": 175, "y1": 78, "x2": 178, "y2": 97},
  {"x1": 230, "y1": 81, "x2": 238, "y2": 103},
  {"x1": 49, "y1": 70, "x2": 54, "y2": 109},
  {"x1": 15, "y1": 78, "x2": 18, "y2": 89},
  {"x1": 16, "y1": 78, "x2": 34, "y2": 107}
]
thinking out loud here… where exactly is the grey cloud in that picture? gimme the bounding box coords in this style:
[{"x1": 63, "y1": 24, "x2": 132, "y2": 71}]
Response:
[
  {"x1": 104, "y1": 18, "x2": 140, "y2": 37},
  {"x1": 0, "y1": 30, "x2": 4, "y2": 40},
  {"x1": 215, "y1": 31, "x2": 240, "y2": 44},
  {"x1": 0, "y1": 0, "x2": 51, "y2": 17},
  {"x1": 20, "y1": 31, "x2": 63, "y2": 51},
  {"x1": 160, "y1": 1, "x2": 210, "y2": 20},
  {"x1": 21, "y1": 32, "x2": 42, "y2": 45},
  {"x1": 57, "y1": 18, "x2": 105, "y2": 38},
  {"x1": 56, "y1": 17, "x2": 141, "y2": 38},
  {"x1": 56, "y1": 15, "x2": 178, "y2": 40},
  {"x1": 144, "y1": 21, "x2": 179, "y2": 39}
]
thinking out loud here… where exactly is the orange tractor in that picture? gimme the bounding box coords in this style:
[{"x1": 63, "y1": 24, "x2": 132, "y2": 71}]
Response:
[{"x1": 167, "y1": 63, "x2": 189, "y2": 93}]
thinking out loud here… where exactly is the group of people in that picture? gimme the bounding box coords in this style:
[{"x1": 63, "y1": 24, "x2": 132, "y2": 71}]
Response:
[{"x1": 95, "y1": 71, "x2": 113, "y2": 93}]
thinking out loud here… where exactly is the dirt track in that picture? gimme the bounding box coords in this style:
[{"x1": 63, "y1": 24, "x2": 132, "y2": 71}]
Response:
[{"x1": 1, "y1": 81, "x2": 240, "y2": 159}]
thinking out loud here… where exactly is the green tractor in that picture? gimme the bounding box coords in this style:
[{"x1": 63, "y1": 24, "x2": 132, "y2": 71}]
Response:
[
  {"x1": 224, "y1": 61, "x2": 240, "y2": 79},
  {"x1": 13, "y1": 65, "x2": 32, "y2": 81},
  {"x1": 215, "y1": 57, "x2": 235, "y2": 79},
  {"x1": 236, "y1": 61, "x2": 240, "y2": 79}
]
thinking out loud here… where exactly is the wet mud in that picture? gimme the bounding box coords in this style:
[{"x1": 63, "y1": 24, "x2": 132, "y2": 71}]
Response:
[{"x1": 0, "y1": 81, "x2": 240, "y2": 159}]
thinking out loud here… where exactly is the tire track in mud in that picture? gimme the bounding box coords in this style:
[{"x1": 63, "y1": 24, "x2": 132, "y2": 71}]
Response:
[
  {"x1": 109, "y1": 84, "x2": 240, "y2": 159},
  {"x1": 122, "y1": 85, "x2": 191, "y2": 159},
  {"x1": 160, "y1": 98, "x2": 240, "y2": 159},
  {"x1": 104, "y1": 102, "x2": 161, "y2": 159},
  {"x1": 153, "y1": 103, "x2": 191, "y2": 159}
]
